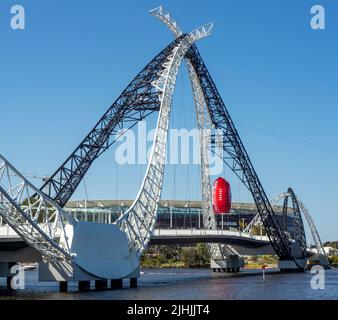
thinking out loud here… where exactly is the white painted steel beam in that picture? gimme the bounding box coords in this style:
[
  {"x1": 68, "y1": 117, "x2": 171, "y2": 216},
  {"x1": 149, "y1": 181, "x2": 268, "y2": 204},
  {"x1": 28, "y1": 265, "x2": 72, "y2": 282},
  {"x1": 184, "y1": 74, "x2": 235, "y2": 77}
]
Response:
[
  {"x1": 116, "y1": 26, "x2": 212, "y2": 256},
  {"x1": 150, "y1": 6, "x2": 237, "y2": 260}
]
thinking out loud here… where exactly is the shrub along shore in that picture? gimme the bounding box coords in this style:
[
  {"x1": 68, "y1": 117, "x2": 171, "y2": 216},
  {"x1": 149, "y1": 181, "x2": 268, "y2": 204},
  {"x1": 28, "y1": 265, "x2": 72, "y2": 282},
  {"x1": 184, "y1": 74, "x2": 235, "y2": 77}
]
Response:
[
  {"x1": 141, "y1": 245, "x2": 338, "y2": 269},
  {"x1": 141, "y1": 245, "x2": 279, "y2": 269}
]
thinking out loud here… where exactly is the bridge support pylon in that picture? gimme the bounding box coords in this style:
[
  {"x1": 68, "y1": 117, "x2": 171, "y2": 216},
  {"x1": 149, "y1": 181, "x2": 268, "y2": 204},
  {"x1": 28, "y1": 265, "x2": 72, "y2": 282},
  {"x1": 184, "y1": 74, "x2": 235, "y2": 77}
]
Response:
[
  {"x1": 211, "y1": 255, "x2": 244, "y2": 273},
  {"x1": 95, "y1": 280, "x2": 108, "y2": 290},
  {"x1": 111, "y1": 279, "x2": 123, "y2": 289},
  {"x1": 130, "y1": 277, "x2": 138, "y2": 288},
  {"x1": 278, "y1": 259, "x2": 307, "y2": 272},
  {"x1": 59, "y1": 281, "x2": 68, "y2": 292},
  {"x1": 307, "y1": 254, "x2": 331, "y2": 269},
  {"x1": 6, "y1": 276, "x2": 13, "y2": 290},
  {"x1": 78, "y1": 280, "x2": 91, "y2": 291}
]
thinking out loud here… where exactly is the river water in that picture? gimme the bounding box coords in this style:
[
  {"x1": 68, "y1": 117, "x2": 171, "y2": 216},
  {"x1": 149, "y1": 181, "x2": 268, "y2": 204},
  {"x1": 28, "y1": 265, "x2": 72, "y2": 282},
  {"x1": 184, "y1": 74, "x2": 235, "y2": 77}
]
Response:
[{"x1": 0, "y1": 268, "x2": 337, "y2": 300}]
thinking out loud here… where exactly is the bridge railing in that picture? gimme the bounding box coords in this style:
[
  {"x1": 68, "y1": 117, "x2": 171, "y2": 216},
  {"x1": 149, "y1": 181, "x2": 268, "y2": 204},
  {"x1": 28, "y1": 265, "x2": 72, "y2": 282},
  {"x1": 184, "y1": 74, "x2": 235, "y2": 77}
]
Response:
[
  {"x1": 153, "y1": 228, "x2": 269, "y2": 241},
  {"x1": 1, "y1": 224, "x2": 270, "y2": 242},
  {"x1": 0, "y1": 225, "x2": 18, "y2": 237}
]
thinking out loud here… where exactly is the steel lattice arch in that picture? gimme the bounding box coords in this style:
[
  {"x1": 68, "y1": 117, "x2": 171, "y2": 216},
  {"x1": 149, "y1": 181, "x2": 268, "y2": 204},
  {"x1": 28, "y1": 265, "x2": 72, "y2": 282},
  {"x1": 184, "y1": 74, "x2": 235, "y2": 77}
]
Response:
[{"x1": 0, "y1": 6, "x2": 328, "y2": 282}]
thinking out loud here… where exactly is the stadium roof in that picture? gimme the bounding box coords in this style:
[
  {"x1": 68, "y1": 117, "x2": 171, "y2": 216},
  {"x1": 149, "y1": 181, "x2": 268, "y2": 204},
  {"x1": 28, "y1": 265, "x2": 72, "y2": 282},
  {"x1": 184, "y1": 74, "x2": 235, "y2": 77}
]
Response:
[{"x1": 66, "y1": 200, "x2": 287, "y2": 214}]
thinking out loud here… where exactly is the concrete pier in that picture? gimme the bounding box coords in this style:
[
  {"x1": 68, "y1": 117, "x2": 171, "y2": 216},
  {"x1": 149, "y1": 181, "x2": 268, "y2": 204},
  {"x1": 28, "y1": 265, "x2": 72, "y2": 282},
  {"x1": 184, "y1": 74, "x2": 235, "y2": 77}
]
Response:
[
  {"x1": 6, "y1": 276, "x2": 13, "y2": 290},
  {"x1": 111, "y1": 279, "x2": 123, "y2": 289},
  {"x1": 211, "y1": 255, "x2": 244, "y2": 273},
  {"x1": 59, "y1": 281, "x2": 68, "y2": 292},
  {"x1": 278, "y1": 259, "x2": 307, "y2": 272},
  {"x1": 130, "y1": 278, "x2": 138, "y2": 288},
  {"x1": 78, "y1": 281, "x2": 91, "y2": 291},
  {"x1": 95, "y1": 280, "x2": 108, "y2": 290}
]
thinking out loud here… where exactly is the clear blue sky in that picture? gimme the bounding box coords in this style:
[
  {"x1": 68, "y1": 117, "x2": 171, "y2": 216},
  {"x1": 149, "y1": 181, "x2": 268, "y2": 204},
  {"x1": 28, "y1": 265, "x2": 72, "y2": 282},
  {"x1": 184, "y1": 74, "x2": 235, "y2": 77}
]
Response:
[{"x1": 0, "y1": 0, "x2": 337, "y2": 241}]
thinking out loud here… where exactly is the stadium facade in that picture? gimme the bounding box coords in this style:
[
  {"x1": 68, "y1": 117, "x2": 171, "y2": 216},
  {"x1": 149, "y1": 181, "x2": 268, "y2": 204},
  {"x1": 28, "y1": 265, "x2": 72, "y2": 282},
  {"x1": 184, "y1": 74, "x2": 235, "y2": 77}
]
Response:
[{"x1": 65, "y1": 200, "x2": 297, "y2": 234}]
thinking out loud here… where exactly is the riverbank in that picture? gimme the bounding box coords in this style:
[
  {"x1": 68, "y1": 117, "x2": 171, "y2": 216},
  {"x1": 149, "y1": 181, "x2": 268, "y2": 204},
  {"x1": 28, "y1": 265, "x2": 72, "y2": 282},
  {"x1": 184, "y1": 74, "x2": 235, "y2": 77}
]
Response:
[
  {"x1": 142, "y1": 246, "x2": 338, "y2": 269},
  {"x1": 141, "y1": 244, "x2": 211, "y2": 269},
  {"x1": 141, "y1": 251, "x2": 279, "y2": 269}
]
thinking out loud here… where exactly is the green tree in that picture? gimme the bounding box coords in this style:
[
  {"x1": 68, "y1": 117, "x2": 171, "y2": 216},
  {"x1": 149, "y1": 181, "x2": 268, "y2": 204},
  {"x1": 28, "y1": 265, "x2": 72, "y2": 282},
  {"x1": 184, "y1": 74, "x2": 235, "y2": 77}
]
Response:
[
  {"x1": 182, "y1": 247, "x2": 198, "y2": 267},
  {"x1": 196, "y1": 244, "x2": 210, "y2": 266}
]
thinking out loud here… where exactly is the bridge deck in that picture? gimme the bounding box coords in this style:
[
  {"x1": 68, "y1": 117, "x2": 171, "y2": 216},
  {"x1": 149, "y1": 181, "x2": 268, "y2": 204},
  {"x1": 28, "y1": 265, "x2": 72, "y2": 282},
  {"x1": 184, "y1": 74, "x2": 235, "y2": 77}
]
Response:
[{"x1": 0, "y1": 226, "x2": 274, "y2": 257}]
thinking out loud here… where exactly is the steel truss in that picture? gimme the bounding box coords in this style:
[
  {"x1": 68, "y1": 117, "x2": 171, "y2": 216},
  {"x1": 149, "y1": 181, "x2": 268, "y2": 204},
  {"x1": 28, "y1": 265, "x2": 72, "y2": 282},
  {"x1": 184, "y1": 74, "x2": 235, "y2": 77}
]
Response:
[
  {"x1": 0, "y1": 155, "x2": 72, "y2": 260},
  {"x1": 150, "y1": 6, "x2": 292, "y2": 261},
  {"x1": 296, "y1": 197, "x2": 326, "y2": 257},
  {"x1": 282, "y1": 196, "x2": 289, "y2": 232},
  {"x1": 116, "y1": 25, "x2": 213, "y2": 255},
  {"x1": 270, "y1": 190, "x2": 326, "y2": 258},
  {"x1": 0, "y1": 27, "x2": 212, "y2": 260},
  {"x1": 150, "y1": 6, "x2": 238, "y2": 260},
  {"x1": 287, "y1": 188, "x2": 307, "y2": 257},
  {"x1": 1, "y1": 8, "x2": 312, "y2": 265},
  {"x1": 185, "y1": 45, "x2": 294, "y2": 260},
  {"x1": 38, "y1": 6, "x2": 294, "y2": 262},
  {"x1": 39, "y1": 36, "x2": 185, "y2": 208},
  {"x1": 269, "y1": 189, "x2": 307, "y2": 259}
]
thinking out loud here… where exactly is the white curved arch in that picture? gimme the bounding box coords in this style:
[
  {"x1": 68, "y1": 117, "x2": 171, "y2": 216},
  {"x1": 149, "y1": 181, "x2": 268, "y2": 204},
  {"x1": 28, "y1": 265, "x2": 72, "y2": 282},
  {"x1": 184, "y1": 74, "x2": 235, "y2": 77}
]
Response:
[
  {"x1": 150, "y1": 6, "x2": 183, "y2": 38},
  {"x1": 116, "y1": 25, "x2": 213, "y2": 256},
  {"x1": 270, "y1": 192, "x2": 289, "y2": 206},
  {"x1": 0, "y1": 26, "x2": 214, "y2": 279},
  {"x1": 296, "y1": 196, "x2": 326, "y2": 256},
  {"x1": 0, "y1": 27, "x2": 212, "y2": 261},
  {"x1": 244, "y1": 192, "x2": 290, "y2": 233},
  {"x1": 150, "y1": 6, "x2": 240, "y2": 261},
  {"x1": 249, "y1": 191, "x2": 327, "y2": 257}
]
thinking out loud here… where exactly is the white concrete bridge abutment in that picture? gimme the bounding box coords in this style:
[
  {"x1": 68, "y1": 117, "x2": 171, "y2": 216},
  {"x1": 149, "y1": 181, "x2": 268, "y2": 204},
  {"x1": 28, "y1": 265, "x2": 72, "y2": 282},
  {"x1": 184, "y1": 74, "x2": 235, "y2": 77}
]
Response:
[{"x1": 211, "y1": 256, "x2": 245, "y2": 273}]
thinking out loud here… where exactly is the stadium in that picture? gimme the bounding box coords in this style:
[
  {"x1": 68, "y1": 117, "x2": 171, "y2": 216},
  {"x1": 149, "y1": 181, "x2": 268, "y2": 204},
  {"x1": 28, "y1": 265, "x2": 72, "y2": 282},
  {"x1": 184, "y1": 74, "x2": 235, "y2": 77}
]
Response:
[{"x1": 65, "y1": 200, "x2": 297, "y2": 235}]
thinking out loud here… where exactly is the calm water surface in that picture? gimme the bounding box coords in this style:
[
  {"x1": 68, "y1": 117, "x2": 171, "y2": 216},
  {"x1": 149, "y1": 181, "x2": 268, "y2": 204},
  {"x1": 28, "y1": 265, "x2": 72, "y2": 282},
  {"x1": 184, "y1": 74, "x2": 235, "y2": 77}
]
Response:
[{"x1": 0, "y1": 268, "x2": 337, "y2": 300}]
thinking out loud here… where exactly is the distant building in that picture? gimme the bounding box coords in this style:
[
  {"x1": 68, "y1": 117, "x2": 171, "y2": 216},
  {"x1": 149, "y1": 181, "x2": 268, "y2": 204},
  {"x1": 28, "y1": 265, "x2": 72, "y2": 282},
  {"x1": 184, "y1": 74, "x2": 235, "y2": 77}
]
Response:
[
  {"x1": 65, "y1": 200, "x2": 297, "y2": 234},
  {"x1": 323, "y1": 246, "x2": 338, "y2": 256}
]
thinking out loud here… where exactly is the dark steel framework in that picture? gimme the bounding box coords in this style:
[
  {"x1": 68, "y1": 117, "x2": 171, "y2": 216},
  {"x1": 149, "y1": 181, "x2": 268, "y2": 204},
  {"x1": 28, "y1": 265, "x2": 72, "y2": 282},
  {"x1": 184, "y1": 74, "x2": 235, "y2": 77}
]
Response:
[
  {"x1": 39, "y1": 37, "x2": 184, "y2": 207},
  {"x1": 185, "y1": 45, "x2": 293, "y2": 260},
  {"x1": 286, "y1": 188, "x2": 307, "y2": 258},
  {"x1": 40, "y1": 38, "x2": 302, "y2": 263},
  {"x1": 282, "y1": 196, "x2": 289, "y2": 231}
]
